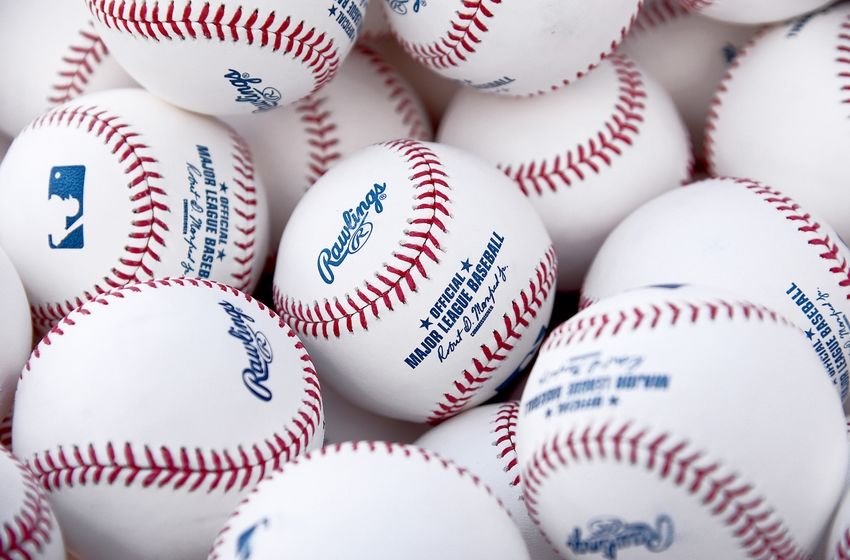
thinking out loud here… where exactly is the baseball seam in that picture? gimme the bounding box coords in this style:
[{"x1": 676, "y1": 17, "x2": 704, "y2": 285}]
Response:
[
  {"x1": 493, "y1": 402, "x2": 520, "y2": 487},
  {"x1": 22, "y1": 278, "x2": 323, "y2": 495},
  {"x1": 499, "y1": 55, "x2": 647, "y2": 196},
  {"x1": 275, "y1": 139, "x2": 451, "y2": 338},
  {"x1": 704, "y1": 27, "x2": 768, "y2": 172},
  {"x1": 523, "y1": 422, "x2": 806, "y2": 559},
  {"x1": 398, "y1": 0, "x2": 644, "y2": 95},
  {"x1": 28, "y1": 104, "x2": 170, "y2": 331},
  {"x1": 357, "y1": 44, "x2": 433, "y2": 141},
  {"x1": 229, "y1": 132, "x2": 261, "y2": 292},
  {"x1": 629, "y1": 0, "x2": 694, "y2": 33},
  {"x1": 545, "y1": 296, "x2": 795, "y2": 352},
  {"x1": 48, "y1": 21, "x2": 111, "y2": 106},
  {"x1": 0, "y1": 414, "x2": 11, "y2": 449},
  {"x1": 741, "y1": 178, "x2": 850, "y2": 299},
  {"x1": 0, "y1": 448, "x2": 56, "y2": 558},
  {"x1": 86, "y1": 0, "x2": 341, "y2": 94},
  {"x1": 208, "y1": 441, "x2": 512, "y2": 559},
  {"x1": 426, "y1": 245, "x2": 557, "y2": 424},
  {"x1": 837, "y1": 17, "x2": 850, "y2": 111},
  {"x1": 298, "y1": 95, "x2": 342, "y2": 187}
]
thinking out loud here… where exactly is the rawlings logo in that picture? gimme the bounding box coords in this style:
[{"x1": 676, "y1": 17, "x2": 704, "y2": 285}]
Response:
[
  {"x1": 219, "y1": 301, "x2": 274, "y2": 401},
  {"x1": 317, "y1": 182, "x2": 387, "y2": 284},
  {"x1": 224, "y1": 69, "x2": 282, "y2": 113},
  {"x1": 567, "y1": 515, "x2": 674, "y2": 559},
  {"x1": 387, "y1": 0, "x2": 424, "y2": 14}
]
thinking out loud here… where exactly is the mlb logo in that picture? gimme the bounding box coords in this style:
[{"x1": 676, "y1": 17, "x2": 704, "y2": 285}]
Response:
[{"x1": 48, "y1": 165, "x2": 85, "y2": 249}]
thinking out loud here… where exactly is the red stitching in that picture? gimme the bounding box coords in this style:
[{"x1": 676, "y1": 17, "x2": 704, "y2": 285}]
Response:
[
  {"x1": 738, "y1": 178, "x2": 850, "y2": 299},
  {"x1": 493, "y1": 402, "x2": 520, "y2": 487},
  {"x1": 208, "y1": 441, "x2": 511, "y2": 559},
  {"x1": 275, "y1": 139, "x2": 451, "y2": 338},
  {"x1": 295, "y1": 45, "x2": 432, "y2": 188},
  {"x1": 426, "y1": 246, "x2": 557, "y2": 424},
  {"x1": 26, "y1": 105, "x2": 169, "y2": 331},
  {"x1": 400, "y1": 0, "x2": 503, "y2": 71},
  {"x1": 47, "y1": 21, "x2": 111, "y2": 105},
  {"x1": 0, "y1": 447, "x2": 57, "y2": 558},
  {"x1": 398, "y1": 1, "x2": 644, "y2": 94},
  {"x1": 499, "y1": 55, "x2": 647, "y2": 196},
  {"x1": 229, "y1": 132, "x2": 260, "y2": 292},
  {"x1": 356, "y1": 44, "x2": 433, "y2": 142},
  {"x1": 544, "y1": 293, "x2": 794, "y2": 352},
  {"x1": 0, "y1": 413, "x2": 11, "y2": 450},
  {"x1": 704, "y1": 27, "x2": 769, "y2": 172},
  {"x1": 86, "y1": 1, "x2": 341, "y2": 95},
  {"x1": 838, "y1": 18, "x2": 850, "y2": 110},
  {"x1": 297, "y1": 96, "x2": 342, "y2": 187},
  {"x1": 21, "y1": 278, "x2": 323, "y2": 495},
  {"x1": 629, "y1": 0, "x2": 693, "y2": 33},
  {"x1": 523, "y1": 423, "x2": 807, "y2": 559}
]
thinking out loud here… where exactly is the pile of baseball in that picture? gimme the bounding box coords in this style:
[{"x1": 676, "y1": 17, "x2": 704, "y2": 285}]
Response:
[{"x1": 3, "y1": 0, "x2": 850, "y2": 559}]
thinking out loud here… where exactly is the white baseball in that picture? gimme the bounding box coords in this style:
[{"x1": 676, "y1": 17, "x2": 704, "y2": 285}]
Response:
[
  {"x1": 620, "y1": 0, "x2": 756, "y2": 163},
  {"x1": 416, "y1": 402, "x2": 559, "y2": 560},
  {"x1": 0, "y1": 246, "x2": 32, "y2": 420},
  {"x1": 0, "y1": 0, "x2": 135, "y2": 137},
  {"x1": 273, "y1": 140, "x2": 556, "y2": 423},
  {"x1": 438, "y1": 54, "x2": 691, "y2": 291},
  {"x1": 583, "y1": 177, "x2": 850, "y2": 403},
  {"x1": 208, "y1": 441, "x2": 530, "y2": 559},
  {"x1": 383, "y1": 0, "x2": 643, "y2": 96},
  {"x1": 707, "y1": 4, "x2": 850, "y2": 242},
  {"x1": 226, "y1": 44, "x2": 431, "y2": 260},
  {"x1": 87, "y1": 0, "x2": 366, "y2": 115},
  {"x1": 518, "y1": 285, "x2": 847, "y2": 559},
  {"x1": 0, "y1": 446, "x2": 65, "y2": 560},
  {"x1": 12, "y1": 278, "x2": 323, "y2": 560},
  {"x1": 321, "y1": 381, "x2": 428, "y2": 444},
  {"x1": 0, "y1": 88, "x2": 268, "y2": 333},
  {"x1": 368, "y1": 36, "x2": 462, "y2": 125},
  {"x1": 679, "y1": 0, "x2": 835, "y2": 24}
]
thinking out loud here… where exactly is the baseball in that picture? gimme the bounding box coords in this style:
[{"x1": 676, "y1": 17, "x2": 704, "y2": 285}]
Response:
[
  {"x1": 12, "y1": 278, "x2": 323, "y2": 560},
  {"x1": 583, "y1": 177, "x2": 850, "y2": 403},
  {"x1": 518, "y1": 285, "x2": 847, "y2": 559},
  {"x1": 0, "y1": 446, "x2": 65, "y2": 560},
  {"x1": 368, "y1": 36, "x2": 462, "y2": 125},
  {"x1": 383, "y1": 0, "x2": 643, "y2": 96},
  {"x1": 226, "y1": 44, "x2": 432, "y2": 261},
  {"x1": 416, "y1": 402, "x2": 559, "y2": 560},
  {"x1": 438, "y1": 54, "x2": 691, "y2": 291},
  {"x1": 826, "y1": 469, "x2": 850, "y2": 559},
  {"x1": 678, "y1": 0, "x2": 835, "y2": 24},
  {"x1": 0, "y1": 0, "x2": 135, "y2": 137},
  {"x1": 274, "y1": 140, "x2": 556, "y2": 423},
  {"x1": 620, "y1": 0, "x2": 756, "y2": 164},
  {"x1": 0, "y1": 134, "x2": 11, "y2": 163},
  {"x1": 706, "y1": 3, "x2": 850, "y2": 243},
  {"x1": 0, "y1": 246, "x2": 32, "y2": 420},
  {"x1": 87, "y1": 0, "x2": 366, "y2": 115},
  {"x1": 0, "y1": 88, "x2": 268, "y2": 333},
  {"x1": 208, "y1": 441, "x2": 530, "y2": 559}
]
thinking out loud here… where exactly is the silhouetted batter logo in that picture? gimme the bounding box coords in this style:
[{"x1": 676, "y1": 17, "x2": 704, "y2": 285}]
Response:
[{"x1": 48, "y1": 165, "x2": 85, "y2": 249}]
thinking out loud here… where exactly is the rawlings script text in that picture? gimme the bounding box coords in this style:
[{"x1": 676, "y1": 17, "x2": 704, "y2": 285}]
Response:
[
  {"x1": 219, "y1": 301, "x2": 274, "y2": 402},
  {"x1": 317, "y1": 182, "x2": 387, "y2": 284}
]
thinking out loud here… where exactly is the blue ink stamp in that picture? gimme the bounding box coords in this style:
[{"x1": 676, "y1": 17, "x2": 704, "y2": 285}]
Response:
[{"x1": 48, "y1": 165, "x2": 86, "y2": 249}]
